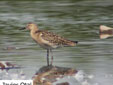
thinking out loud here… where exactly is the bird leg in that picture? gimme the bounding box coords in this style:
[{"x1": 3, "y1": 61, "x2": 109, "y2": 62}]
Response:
[
  {"x1": 47, "y1": 50, "x2": 49, "y2": 66},
  {"x1": 50, "y1": 49, "x2": 53, "y2": 66}
]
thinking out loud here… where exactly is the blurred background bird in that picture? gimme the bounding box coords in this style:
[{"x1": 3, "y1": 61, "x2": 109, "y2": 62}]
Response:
[{"x1": 99, "y1": 25, "x2": 113, "y2": 39}]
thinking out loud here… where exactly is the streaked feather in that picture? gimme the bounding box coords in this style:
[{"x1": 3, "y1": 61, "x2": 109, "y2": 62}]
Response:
[{"x1": 35, "y1": 30, "x2": 77, "y2": 47}]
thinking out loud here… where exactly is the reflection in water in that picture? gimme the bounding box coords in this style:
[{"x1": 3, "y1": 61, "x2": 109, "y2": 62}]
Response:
[{"x1": 0, "y1": 0, "x2": 113, "y2": 85}]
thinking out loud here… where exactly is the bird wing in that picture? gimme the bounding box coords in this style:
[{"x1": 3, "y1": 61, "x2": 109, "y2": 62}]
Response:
[{"x1": 40, "y1": 30, "x2": 75, "y2": 46}]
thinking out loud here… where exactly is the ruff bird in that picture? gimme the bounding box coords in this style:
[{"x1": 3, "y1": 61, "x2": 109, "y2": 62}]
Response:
[{"x1": 21, "y1": 23, "x2": 78, "y2": 66}]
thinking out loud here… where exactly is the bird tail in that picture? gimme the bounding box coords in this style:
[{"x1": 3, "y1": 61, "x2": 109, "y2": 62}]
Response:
[
  {"x1": 72, "y1": 41, "x2": 78, "y2": 44},
  {"x1": 99, "y1": 25, "x2": 113, "y2": 39},
  {"x1": 68, "y1": 40, "x2": 78, "y2": 46}
]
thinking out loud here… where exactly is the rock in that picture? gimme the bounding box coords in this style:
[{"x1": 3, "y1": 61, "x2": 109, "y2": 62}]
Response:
[
  {"x1": 33, "y1": 65, "x2": 77, "y2": 85},
  {"x1": 0, "y1": 61, "x2": 20, "y2": 71},
  {"x1": 3, "y1": 46, "x2": 17, "y2": 50},
  {"x1": 0, "y1": 62, "x2": 5, "y2": 70},
  {"x1": 56, "y1": 82, "x2": 69, "y2": 85}
]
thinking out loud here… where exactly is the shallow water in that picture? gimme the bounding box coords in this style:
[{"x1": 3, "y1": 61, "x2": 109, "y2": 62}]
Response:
[{"x1": 0, "y1": 0, "x2": 113, "y2": 85}]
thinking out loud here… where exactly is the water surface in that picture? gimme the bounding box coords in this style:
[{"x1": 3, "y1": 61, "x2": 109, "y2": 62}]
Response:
[{"x1": 0, "y1": 0, "x2": 113, "y2": 85}]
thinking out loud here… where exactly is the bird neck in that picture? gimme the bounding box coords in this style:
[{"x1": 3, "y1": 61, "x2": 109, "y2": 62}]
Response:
[
  {"x1": 30, "y1": 27, "x2": 38, "y2": 34},
  {"x1": 30, "y1": 28, "x2": 39, "y2": 40}
]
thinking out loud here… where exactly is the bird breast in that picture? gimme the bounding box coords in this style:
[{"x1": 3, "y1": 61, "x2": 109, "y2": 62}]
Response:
[{"x1": 31, "y1": 32, "x2": 57, "y2": 49}]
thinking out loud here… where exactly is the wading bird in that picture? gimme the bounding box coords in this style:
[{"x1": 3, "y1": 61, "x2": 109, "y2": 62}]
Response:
[
  {"x1": 21, "y1": 23, "x2": 78, "y2": 66},
  {"x1": 99, "y1": 25, "x2": 113, "y2": 39}
]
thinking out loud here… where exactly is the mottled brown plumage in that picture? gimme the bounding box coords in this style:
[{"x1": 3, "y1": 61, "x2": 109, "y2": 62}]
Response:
[
  {"x1": 22, "y1": 23, "x2": 78, "y2": 66},
  {"x1": 35, "y1": 30, "x2": 76, "y2": 48}
]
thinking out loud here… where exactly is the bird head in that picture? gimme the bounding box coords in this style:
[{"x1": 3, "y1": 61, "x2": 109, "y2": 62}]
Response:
[{"x1": 21, "y1": 22, "x2": 38, "y2": 31}]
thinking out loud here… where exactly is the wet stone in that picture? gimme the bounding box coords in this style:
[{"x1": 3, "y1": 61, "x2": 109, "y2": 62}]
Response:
[
  {"x1": 56, "y1": 82, "x2": 69, "y2": 85},
  {"x1": 33, "y1": 65, "x2": 77, "y2": 85},
  {"x1": 0, "y1": 61, "x2": 21, "y2": 71}
]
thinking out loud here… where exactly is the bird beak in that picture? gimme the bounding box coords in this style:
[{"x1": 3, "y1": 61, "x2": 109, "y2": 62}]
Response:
[{"x1": 19, "y1": 27, "x2": 26, "y2": 30}]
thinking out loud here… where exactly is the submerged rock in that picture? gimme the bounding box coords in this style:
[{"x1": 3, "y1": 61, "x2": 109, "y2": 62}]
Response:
[
  {"x1": 56, "y1": 82, "x2": 69, "y2": 85},
  {"x1": 33, "y1": 65, "x2": 77, "y2": 85},
  {"x1": 0, "y1": 61, "x2": 20, "y2": 71},
  {"x1": 3, "y1": 46, "x2": 17, "y2": 50}
]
